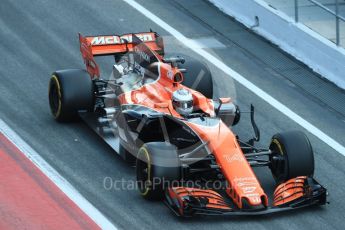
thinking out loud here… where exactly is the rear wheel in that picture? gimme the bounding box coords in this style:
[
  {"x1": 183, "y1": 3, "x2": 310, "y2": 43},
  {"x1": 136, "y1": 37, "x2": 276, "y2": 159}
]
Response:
[
  {"x1": 269, "y1": 131, "x2": 314, "y2": 183},
  {"x1": 48, "y1": 69, "x2": 94, "y2": 122},
  {"x1": 172, "y1": 54, "x2": 213, "y2": 99},
  {"x1": 136, "y1": 142, "x2": 181, "y2": 200}
]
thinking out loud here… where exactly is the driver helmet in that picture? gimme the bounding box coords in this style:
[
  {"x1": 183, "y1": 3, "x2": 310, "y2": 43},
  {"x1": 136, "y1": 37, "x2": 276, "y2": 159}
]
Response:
[{"x1": 172, "y1": 89, "x2": 193, "y2": 116}]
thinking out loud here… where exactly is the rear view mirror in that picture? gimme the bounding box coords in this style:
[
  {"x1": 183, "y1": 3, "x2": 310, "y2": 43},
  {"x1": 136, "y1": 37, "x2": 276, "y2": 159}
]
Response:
[
  {"x1": 173, "y1": 73, "x2": 184, "y2": 84},
  {"x1": 219, "y1": 97, "x2": 231, "y2": 104},
  {"x1": 216, "y1": 97, "x2": 232, "y2": 116},
  {"x1": 162, "y1": 56, "x2": 185, "y2": 66}
]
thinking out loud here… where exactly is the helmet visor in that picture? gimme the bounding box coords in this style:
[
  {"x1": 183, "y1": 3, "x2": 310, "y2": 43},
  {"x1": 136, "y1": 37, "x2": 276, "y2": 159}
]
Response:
[{"x1": 173, "y1": 100, "x2": 193, "y2": 109}]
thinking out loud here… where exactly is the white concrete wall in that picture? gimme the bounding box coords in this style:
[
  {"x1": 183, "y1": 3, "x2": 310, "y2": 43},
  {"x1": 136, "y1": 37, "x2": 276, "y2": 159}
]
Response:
[{"x1": 209, "y1": 0, "x2": 345, "y2": 89}]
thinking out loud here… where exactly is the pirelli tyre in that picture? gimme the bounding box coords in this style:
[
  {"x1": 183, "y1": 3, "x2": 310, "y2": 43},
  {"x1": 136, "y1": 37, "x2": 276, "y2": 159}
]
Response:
[
  {"x1": 269, "y1": 131, "x2": 314, "y2": 183},
  {"x1": 136, "y1": 142, "x2": 181, "y2": 200},
  {"x1": 174, "y1": 54, "x2": 213, "y2": 99},
  {"x1": 48, "y1": 69, "x2": 94, "y2": 122}
]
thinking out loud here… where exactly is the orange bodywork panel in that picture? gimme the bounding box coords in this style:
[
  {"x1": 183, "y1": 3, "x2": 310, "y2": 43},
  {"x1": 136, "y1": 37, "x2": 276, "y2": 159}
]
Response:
[{"x1": 187, "y1": 121, "x2": 268, "y2": 208}]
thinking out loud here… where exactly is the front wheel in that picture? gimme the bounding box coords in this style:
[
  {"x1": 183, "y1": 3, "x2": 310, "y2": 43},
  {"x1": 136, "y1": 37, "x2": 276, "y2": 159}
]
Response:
[
  {"x1": 136, "y1": 142, "x2": 181, "y2": 200},
  {"x1": 269, "y1": 131, "x2": 314, "y2": 183}
]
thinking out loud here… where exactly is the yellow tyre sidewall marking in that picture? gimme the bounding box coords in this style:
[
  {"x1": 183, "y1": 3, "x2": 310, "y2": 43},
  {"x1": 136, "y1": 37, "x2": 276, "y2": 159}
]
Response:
[
  {"x1": 50, "y1": 75, "x2": 62, "y2": 118},
  {"x1": 272, "y1": 139, "x2": 284, "y2": 156},
  {"x1": 138, "y1": 147, "x2": 151, "y2": 196}
]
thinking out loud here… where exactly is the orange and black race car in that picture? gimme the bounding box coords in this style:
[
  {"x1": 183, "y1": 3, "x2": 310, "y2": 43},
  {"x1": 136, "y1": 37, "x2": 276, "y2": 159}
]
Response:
[{"x1": 48, "y1": 31, "x2": 327, "y2": 216}]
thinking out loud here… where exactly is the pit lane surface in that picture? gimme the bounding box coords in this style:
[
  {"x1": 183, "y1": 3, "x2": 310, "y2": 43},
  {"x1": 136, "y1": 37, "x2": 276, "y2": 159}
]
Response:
[
  {"x1": 0, "y1": 132, "x2": 100, "y2": 229},
  {"x1": 0, "y1": 0, "x2": 345, "y2": 229}
]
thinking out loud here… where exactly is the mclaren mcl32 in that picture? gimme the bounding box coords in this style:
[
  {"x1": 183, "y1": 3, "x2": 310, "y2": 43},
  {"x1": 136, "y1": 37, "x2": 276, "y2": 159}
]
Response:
[{"x1": 48, "y1": 31, "x2": 327, "y2": 216}]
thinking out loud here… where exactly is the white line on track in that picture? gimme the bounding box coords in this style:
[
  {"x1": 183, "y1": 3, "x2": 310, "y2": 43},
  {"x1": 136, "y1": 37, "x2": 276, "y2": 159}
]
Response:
[
  {"x1": 123, "y1": 0, "x2": 345, "y2": 156},
  {"x1": 0, "y1": 119, "x2": 118, "y2": 230}
]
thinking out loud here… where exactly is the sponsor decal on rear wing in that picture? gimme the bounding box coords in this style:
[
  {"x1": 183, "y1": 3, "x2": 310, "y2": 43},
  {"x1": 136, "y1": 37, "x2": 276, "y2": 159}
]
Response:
[
  {"x1": 90, "y1": 33, "x2": 155, "y2": 45},
  {"x1": 80, "y1": 32, "x2": 164, "y2": 56}
]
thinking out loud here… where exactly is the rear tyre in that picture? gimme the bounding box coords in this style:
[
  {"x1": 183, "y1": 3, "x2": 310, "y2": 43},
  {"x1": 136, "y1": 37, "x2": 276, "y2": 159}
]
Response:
[
  {"x1": 48, "y1": 69, "x2": 94, "y2": 122},
  {"x1": 136, "y1": 142, "x2": 181, "y2": 200},
  {"x1": 173, "y1": 54, "x2": 213, "y2": 99},
  {"x1": 269, "y1": 131, "x2": 314, "y2": 183}
]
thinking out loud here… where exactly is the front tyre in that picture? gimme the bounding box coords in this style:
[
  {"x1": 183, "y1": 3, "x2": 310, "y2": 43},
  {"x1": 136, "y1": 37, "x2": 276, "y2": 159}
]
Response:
[
  {"x1": 136, "y1": 142, "x2": 181, "y2": 200},
  {"x1": 48, "y1": 69, "x2": 94, "y2": 122},
  {"x1": 269, "y1": 131, "x2": 314, "y2": 183}
]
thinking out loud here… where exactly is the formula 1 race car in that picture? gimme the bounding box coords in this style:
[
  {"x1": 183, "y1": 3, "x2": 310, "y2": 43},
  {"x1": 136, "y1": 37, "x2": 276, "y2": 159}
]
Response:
[{"x1": 48, "y1": 31, "x2": 327, "y2": 216}]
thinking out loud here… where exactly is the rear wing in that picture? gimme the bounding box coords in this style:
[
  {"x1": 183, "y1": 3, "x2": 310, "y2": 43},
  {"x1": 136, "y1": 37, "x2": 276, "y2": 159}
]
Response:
[
  {"x1": 79, "y1": 32, "x2": 164, "y2": 78},
  {"x1": 79, "y1": 32, "x2": 164, "y2": 56}
]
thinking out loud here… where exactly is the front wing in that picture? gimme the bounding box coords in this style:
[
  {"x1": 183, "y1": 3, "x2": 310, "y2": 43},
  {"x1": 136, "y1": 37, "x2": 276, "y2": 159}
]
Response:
[{"x1": 165, "y1": 177, "x2": 327, "y2": 217}]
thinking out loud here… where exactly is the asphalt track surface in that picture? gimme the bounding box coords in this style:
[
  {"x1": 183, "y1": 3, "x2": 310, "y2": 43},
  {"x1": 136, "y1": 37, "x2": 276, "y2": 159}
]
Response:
[{"x1": 0, "y1": 0, "x2": 345, "y2": 229}]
